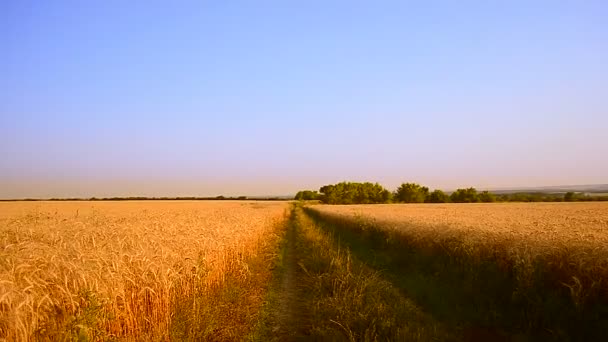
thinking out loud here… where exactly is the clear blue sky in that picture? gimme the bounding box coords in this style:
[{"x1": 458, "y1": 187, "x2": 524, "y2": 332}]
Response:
[{"x1": 1, "y1": 1, "x2": 607, "y2": 198}]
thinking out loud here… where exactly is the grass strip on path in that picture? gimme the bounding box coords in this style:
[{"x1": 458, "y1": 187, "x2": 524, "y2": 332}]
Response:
[{"x1": 292, "y1": 204, "x2": 455, "y2": 341}]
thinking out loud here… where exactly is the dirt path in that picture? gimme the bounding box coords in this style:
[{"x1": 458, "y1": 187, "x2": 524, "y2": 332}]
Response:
[
  {"x1": 259, "y1": 206, "x2": 458, "y2": 341},
  {"x1": 265, "y1": 211, "x2": 304, "y2": 341}
]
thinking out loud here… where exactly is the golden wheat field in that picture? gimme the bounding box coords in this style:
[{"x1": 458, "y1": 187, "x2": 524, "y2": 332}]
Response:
[
  {"x1": 311, "y1": 202, "x2": 608, "y2": 244},
  {"x1": 310, "y1": 202, "x2": 608, "y2": 305},
  {"x1": 310, "y1": 202, "x2": 608, "y2": 265},
  {"x1": 0, "y1": 200, "x2": 288, "y2": 340}
]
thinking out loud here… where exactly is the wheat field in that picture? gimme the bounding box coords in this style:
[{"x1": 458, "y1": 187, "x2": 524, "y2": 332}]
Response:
[
  {"x1": 0, "y1": 201, "x2": 288, "y2": 340},
  {"x1": 311, "y1": 202, "x2": 608, "y2": 246},
  {"x1": 309, "y1": 202, "x2": 608, "y2": 336},
  {"x1": 310, "y1": 202, "x2": 608, "y2": 281}
]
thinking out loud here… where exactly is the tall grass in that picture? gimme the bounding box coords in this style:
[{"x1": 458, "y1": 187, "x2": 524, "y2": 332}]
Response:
[
  {"x1": 293, "y1": 205, "x2": 453, "y2": 340},
  {"x1": 306, "y1": 203, "x2": 608, "y2": 340},
  {"x1": 0, "y1": 201, "x2": 288, "y2": 340}
]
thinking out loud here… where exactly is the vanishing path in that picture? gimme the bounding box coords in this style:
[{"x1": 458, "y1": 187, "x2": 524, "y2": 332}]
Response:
[
  {"x1": 269, "y1": 210, "x2": 302, "y2": 341},
  {"x1": 258, "y1": 204, "x2": 459, "y2": 341},
  {"x1": 257, "y1": 204, "x2": 560, "y2": 340},
  {"x1": 255, "y1": 206, "x2": 307, "y2": 341}
]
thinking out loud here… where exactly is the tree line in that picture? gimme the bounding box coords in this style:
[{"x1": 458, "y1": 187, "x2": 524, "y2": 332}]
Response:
[{"x1": 294, "y1": 182, "x2": 608, "y2": 204}]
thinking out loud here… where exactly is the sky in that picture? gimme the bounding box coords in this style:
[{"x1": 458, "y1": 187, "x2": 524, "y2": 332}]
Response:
[{"x1": 1, "y1": 1, "x2": 607, "y2": 198}]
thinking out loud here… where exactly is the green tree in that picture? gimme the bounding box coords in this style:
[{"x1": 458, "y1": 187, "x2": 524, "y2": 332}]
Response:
[
  {"x1": 450, "y1": 187, "x2": 480, "y2": 203},
  {"x1": 427, "y1": 189, "x2": 449, "y2": 203},
  {"x1": 295, "y1": 190, "x2": 320, "y2": 200},
  {"x1": 394, "y1": 183, "x2": 429, "y2": 203},
  {"x1": 479, "y1": 191, "x2": 496, "y2": 203},
  {"x1": 564, "y1": 192, "x2": 576, "y2": 202},
  {"x1": 319, "y1": 182, "x2": 391, "y2": 204}
]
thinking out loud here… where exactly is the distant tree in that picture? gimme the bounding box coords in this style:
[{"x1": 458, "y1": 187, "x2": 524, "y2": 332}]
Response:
[
  {"x1": 394, "y1": 183, "x2": 429, "y2": 203},
  {"x1": 479, "y1": 191, "x2": 496, "y2": 203},
  {"x1": 294, "y1": 190, "x2": 320, "y2": 201},
  {"x1": 450, "y1": 187, "x2": 480, "y2": 203},
  {"x1": 427, "y1": 189, "x2": 449, "y2": 203},
  {"x1": 319, "y1": 182, "x2": 391, "y2": 204},
  {"x1": 319, "y1": 184, "x2": 337, "y2": 204},
  {"x1": 564, "y1": 192, "x2": 576, "y2": 202}
]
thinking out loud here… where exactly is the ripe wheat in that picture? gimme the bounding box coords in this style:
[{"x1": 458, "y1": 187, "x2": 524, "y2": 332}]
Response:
[{"x1": 0, "y1": 200, "x2": 287, "y2": 340}]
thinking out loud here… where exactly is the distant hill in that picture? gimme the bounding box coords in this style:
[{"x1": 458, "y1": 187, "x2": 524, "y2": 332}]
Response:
[{"x1": 491, "y1": 184, "x2": 608, "y2": 194}]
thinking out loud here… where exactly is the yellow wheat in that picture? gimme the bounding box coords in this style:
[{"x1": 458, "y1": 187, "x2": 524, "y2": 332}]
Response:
[{"x1": 0, "y1": 200, "x2": 287, "y2": 340}]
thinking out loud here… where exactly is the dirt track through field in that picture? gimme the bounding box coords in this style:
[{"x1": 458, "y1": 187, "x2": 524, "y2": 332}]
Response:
[
  {"x1": 261, "y1": 205, "x2": 461, "y2": 341},
  {"x1": 269, "y1": 214, "x2": 302, "y2": 341}
]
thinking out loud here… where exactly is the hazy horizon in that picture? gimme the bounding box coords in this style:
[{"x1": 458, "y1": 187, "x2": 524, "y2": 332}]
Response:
[
  {"x1": 2, "y1": 179, "x2": 608, "y2": 200},
  {"x1": 2, "y1": 1, "x2": 607, "y2": 199}
]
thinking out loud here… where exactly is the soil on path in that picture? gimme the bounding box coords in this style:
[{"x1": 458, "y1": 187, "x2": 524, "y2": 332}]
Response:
[{"x1": 265, "y1": 214, "x2": 306, "y2": 341}]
